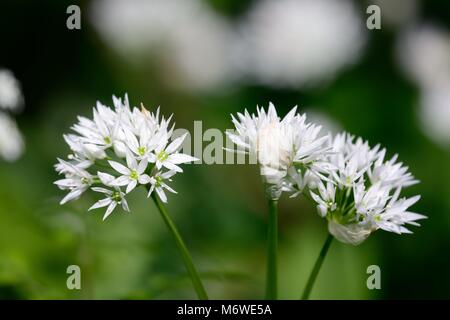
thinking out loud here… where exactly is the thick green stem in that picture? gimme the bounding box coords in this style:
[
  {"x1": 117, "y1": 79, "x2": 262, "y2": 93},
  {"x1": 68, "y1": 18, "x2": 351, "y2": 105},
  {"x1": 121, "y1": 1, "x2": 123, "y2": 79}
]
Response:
[
  {"x1": 151, "y1": 192, "x2": 208, "y2": 300},
  {"x1": 301, "y1": 234, "x2": 333, "y2": 300},
  {"x1": 266, "y1": 199, "x2": 278, "y2": 300}
]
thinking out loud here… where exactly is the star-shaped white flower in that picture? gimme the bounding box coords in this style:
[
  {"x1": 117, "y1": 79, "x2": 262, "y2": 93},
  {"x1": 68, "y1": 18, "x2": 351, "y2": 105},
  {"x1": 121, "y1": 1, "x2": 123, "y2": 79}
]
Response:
[
  {"x1": 122, "y1": 125, "x2": 159, "y2": 160},
  {"x1": 147, "y1": 170, "x2": 177, "y2": 203},
  {"x1": 89, "y1": 187, "x2": 129, "y2": 220},
  {"x1": 149, "y1": 133, "x2": 198, "y2": 172},
  {"x1": 54, "y1": 159, "x2": 93, "y2": 204},
  {"x1": 109, "y1": 152, "x2": 151, "y2": 193}
]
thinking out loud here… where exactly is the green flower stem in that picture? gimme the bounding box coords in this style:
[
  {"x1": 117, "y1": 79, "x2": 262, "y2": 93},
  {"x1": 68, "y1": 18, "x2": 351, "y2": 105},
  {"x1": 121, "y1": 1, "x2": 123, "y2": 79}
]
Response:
[
  {"x1": 301, "y1": 234, "x2": 333, "y2": 300},
  {"x1": 150, "y1": 192, "x2": 208, "y2": 300},
  {"x1": 266, "y1": 199, "x2": 278, "y2": 300}
]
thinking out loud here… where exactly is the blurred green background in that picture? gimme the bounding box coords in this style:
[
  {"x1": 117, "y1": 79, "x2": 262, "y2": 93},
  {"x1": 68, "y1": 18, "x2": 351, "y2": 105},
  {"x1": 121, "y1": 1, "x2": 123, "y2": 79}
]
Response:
[{"x1": 0, "y1": 0, "x2": 449, "y2": 299}]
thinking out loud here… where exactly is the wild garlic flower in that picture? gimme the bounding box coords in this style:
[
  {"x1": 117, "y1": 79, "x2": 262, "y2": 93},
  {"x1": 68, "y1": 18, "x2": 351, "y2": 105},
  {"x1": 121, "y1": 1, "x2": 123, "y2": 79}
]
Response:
[
  {"x1": 310, "y1": 132, "x2": 425, "y2": 245},
  {"x1": 148, "y1": 170, "x2": 177, "y2": 203},
  {"x1": 55, "y1": 94, "x2": 197, "y2": 220},
  {"x1": 89, "y1": 187, "x2": 129, "y2": 220},
  {"x1": 54, "y1": 159, "x2": 93, "y2": 204},
  {"x1": 227, "y1": 103, "x2": 330, "y2": 200},
  {"x1": 108, "y1": 152, "x2": 151, "y2": 193}
]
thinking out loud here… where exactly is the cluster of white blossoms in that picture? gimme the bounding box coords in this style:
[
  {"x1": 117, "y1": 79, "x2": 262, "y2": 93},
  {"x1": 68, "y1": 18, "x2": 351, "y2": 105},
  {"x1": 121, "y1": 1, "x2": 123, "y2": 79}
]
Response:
[
  {"x1": 308, "y1": 133, "x2": 426, "y2": 245},
  {"x1": 55, "y1": 94, "x2": 197, "y2": 220},
  {"x1": 0, "y1": 69, "x2": 25, "y2": 162},
  {"x1": 227, "y1": 103, "x2": 331, "y2": 200},
  {"x1": 228, "y1": 104, "x2": 425, "y2": 245}
]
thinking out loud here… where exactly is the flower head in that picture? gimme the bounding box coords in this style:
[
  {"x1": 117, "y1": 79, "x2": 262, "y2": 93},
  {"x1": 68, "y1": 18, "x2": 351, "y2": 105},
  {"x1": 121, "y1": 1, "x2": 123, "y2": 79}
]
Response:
[
  {"x1": 227, "y1": 102, "x2": 330, "y2": 200},
  {"x1": 55, "y1": 94, "x2": 197, "y2": 219},
  {"x1": 309, "y1": 132, "x2": 425, "y2": 245}
]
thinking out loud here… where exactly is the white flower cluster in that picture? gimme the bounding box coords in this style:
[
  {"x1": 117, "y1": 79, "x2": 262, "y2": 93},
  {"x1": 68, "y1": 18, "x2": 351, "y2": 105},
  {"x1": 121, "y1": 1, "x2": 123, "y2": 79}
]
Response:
[
  {"x1": 0, "y1": 69, "x2": 25, "y2": 162},
  {"x1": 227, "y1": 103, "x2": 331, "y2": 200},
  {"x1": 309, "y1": 133, "x2": 425, "y2": 245},
  {"x1": 55, "y1": 94, "x2": 197, "y2": 220},
  {"x1": 228, "y1": 104, "x2": 425, "y2": 245}
]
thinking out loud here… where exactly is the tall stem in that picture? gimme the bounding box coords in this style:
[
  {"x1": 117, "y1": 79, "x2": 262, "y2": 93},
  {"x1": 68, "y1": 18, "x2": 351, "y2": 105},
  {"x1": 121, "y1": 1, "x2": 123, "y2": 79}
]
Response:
[
  {"x1": 151, "y1": 193, "x2": 208, "y2": 300},
  {"x1": 301, "y1": 234, "x2": 333, "y2": 300},
  {"x1": 266, "y1": 199, "x2": 278, "y2": 300}
]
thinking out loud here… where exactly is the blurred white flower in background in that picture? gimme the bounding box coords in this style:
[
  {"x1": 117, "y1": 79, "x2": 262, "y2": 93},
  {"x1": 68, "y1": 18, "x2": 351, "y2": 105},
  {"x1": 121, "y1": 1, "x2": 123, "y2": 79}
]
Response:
[
  {"x1": 90, "y1": 0, "x2": 235, "y2": 92},
  {"x1": 91, "y1": 0, "x2": 368, "y2": 92},
  {"x1": 397, "y1": 25, "x2": 450, "y2": 147},
  {"x1": 0, "y1": 69, "x2": 25, "y2": 162},
  {"x1": 0, "y1": 112, "x2": 24, "y2": 162},
  {"x1": 398, "y1": 25, "x2": 450, "y2": 89},
  {"x1": 418, "y1": 83, "x2": 450, "y2": 147},
  {"x1": 234, "y1": 0, "x2": 366, "y2": 88},
  {"x1": 0, "y1": 69, "x2": 24, "y2": 112}
]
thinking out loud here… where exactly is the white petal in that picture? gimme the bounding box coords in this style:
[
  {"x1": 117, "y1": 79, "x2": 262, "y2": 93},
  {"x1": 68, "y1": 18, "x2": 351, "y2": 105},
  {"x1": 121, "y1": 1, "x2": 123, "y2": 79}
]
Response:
[
  {"x1": 97, "y1": 172, "x2": 115, "y2": 186},
  {"x1": 165, "y1": 133, "x2": 187, "y2": 154},
  {"x1": 54, "y1": 179, "x2": 77, "y2": 188},
  {"x1": 91, "y1": 187, "x2": 113, "y2": 195},
  {"x1": 267, "y1": 102, "x2": 278, "y2": 119},
  {"x1": 126, "y1": 150, "x2": 137, "y2": 169},
  {"x1": 108, "y1": 160, "x2": 130, "y2": 175},
  {"x1": 137, "y1": 157, "x2": 148, "y2": 174},
  {"x1": 126, "y1": 180, "x2": 137, "y2": 193},
  {"x1": 282, "y1": 106, "x2": 297, "y2": 123},
  {"x1": 124, "y1": 127, "x2": 139, "y2": 151},
  {"x1": 168, "y1": 153, "x2": 198, "y2": 164},
  {"x1": 60, "y1": 189, "x2": 83, "y2": 204},
  {"x1": 147, "y1": 153, "x2": 156, "y2": 163},
  {"x1": 161, "y1": 182, "x2": 177, "y2": 194},
  {"x1": 103, "y1": 202, "x2": 117, "y2": 220},
  {"x1": 156, "y1": 187, "x2": 168, "y2": 203},
  {"x1": 111, "y1": 175, "x2": 131, "y2": 186},
  {"x1": 318, "y1": 204, "x2": 327, "y2": 217},
  {"x1": 147, "y1": 184, "x2": 155, "y2": 198},
  {"x1": 113, "y1": 140, "x2": 127, "y2": 158},
  {"x1": 138, "y1": 174, "x2": 151, "y2": 184},
  {"x1": 89, "y1": 198, "x2": 112, "y2": 211},
  {"x1": 161, "y1": 170, "x2": 177, "y2": 179},
  {"x1": 121, "y1": 198, "x2": 130, "y2": 212},
  {"x1": 84, "y1": 143, "x2": 106, "y2": 159},
  {"x1": 162, "y1": 161, "x2": 183, "y2": 172},
  {"x1": 139, "y1": 126, "x2": 150, "y2": 147}
]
